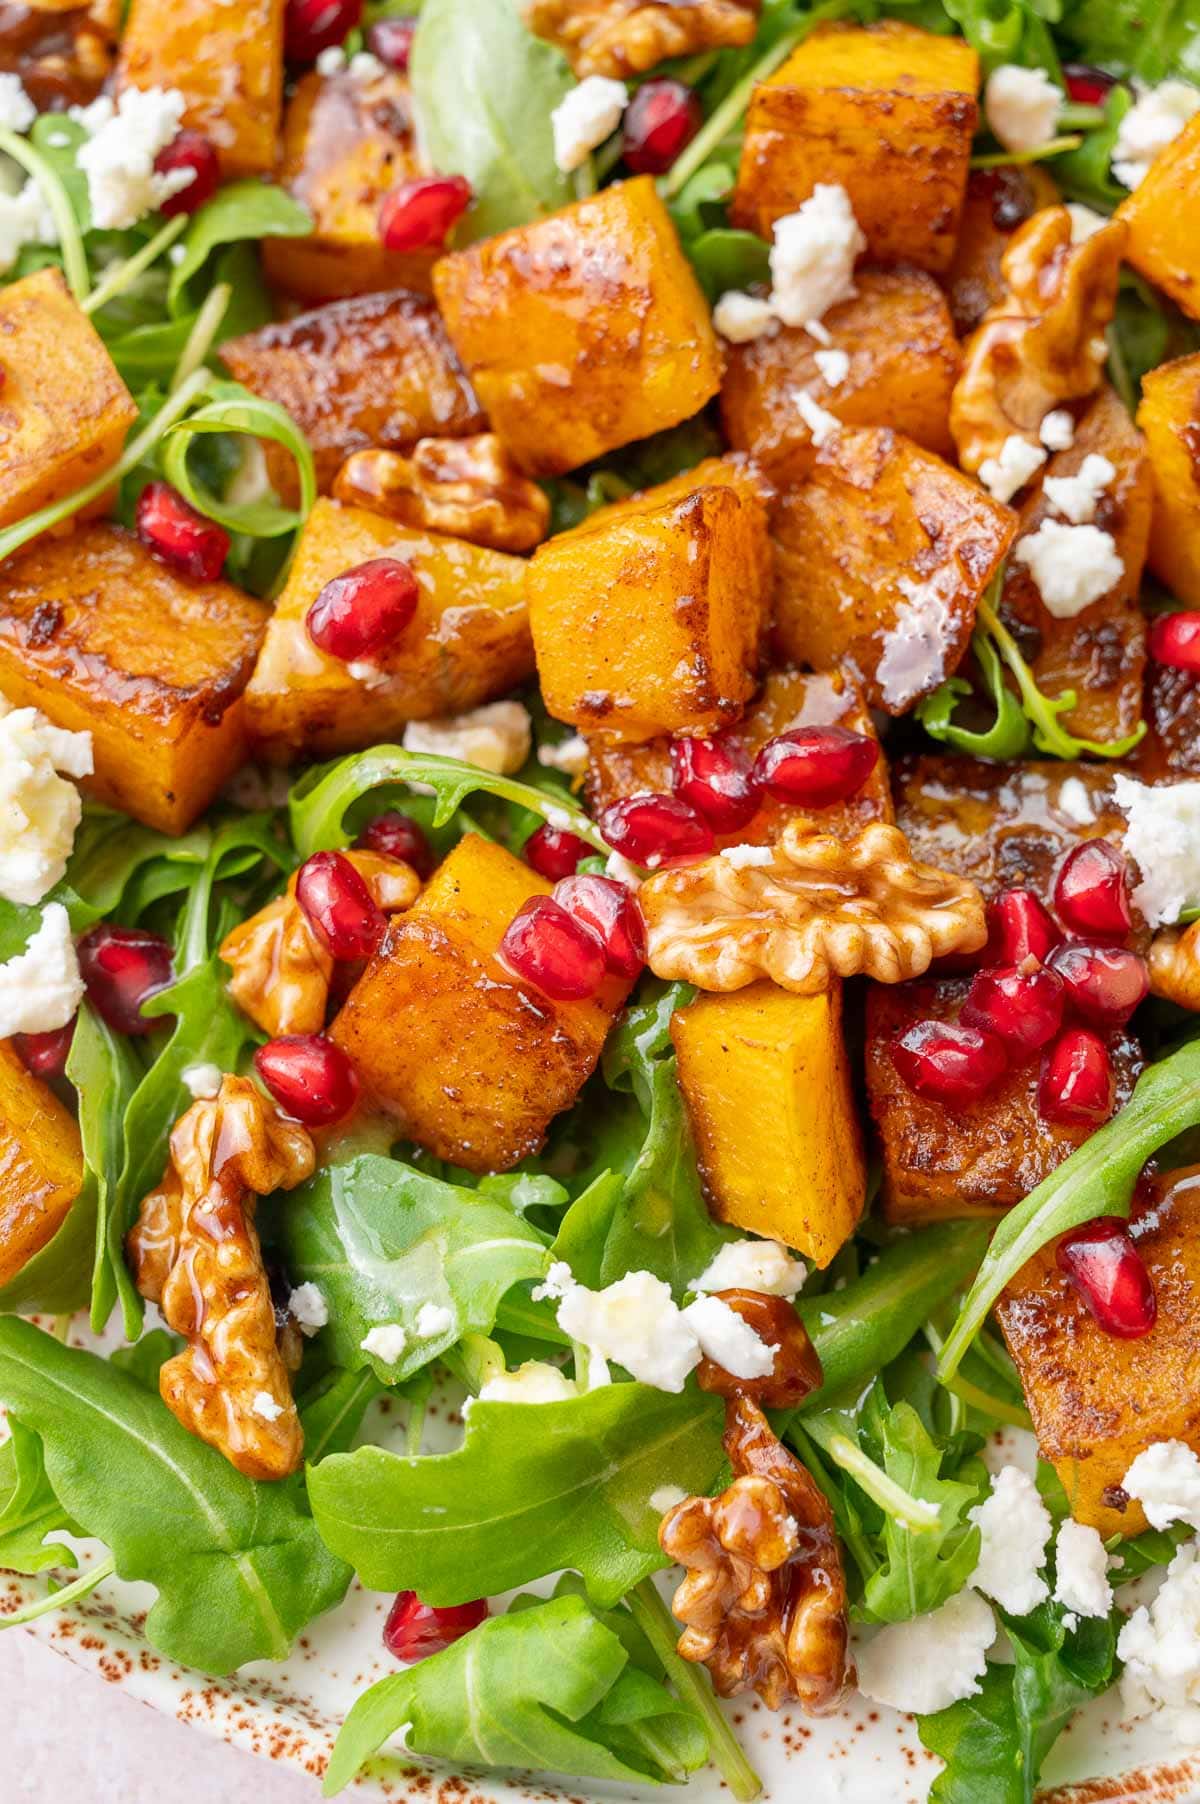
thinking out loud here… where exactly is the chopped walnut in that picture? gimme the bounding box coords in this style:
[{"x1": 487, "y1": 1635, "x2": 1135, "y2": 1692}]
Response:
[
  {"x1": 1149, "y1": 921, "x2": 1200, "y2": 1013},
  {"x1": 332, "y1": 435, "x2": 551, "y2": 554},
  {"x1": 641, "y1": 820, "x2": 987, "y2": 993},
  {"x1": 127, "y1": 1077, "x2": 315, "y2": 1481},
  {"x1": 520, "y1": 0, "x2": 759, "y2": 77},
  {"x1": 696, "y1": 1291, "x2": 824, "y2": 1410},
  {"x1": 951, "y1": 207, "x2": 1126, "y2": 474},
  {"x1": 0, "y1": 0, "x2": 116, "y2": 111},
  {"x1": 218, "y1": 849, "x2": 420, "y2": 1038},
  {"x1": 660, "y1": 1396, "x2": 853, "y2": 1712}
]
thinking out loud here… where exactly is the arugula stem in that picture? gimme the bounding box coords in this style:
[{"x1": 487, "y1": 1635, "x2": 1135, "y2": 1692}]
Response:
[
  {"x1": 813, "y1": 1428, "x2": 940, "y2": 1531},
  {"x1": 970, "y1": 134, "x2": 1083, "y2": 169},
  {"x1": 572, "y1": 156, "x2": 597, "y2": 202},
  {"x1": 1, "y1": 1554, "x2": 116, "y2": 1628},
  {"x1": 922, "y1": 1321, "x2": 1033, "y2": 1429},
  {"x1": 51, "y1": 1315, "x2": 71, "y2": 1343},
  {"x1": 627, "y1": 1580, "x2": 762, "y2": 1802},
  {"x1": 170, "y1": 280, "x2": 231, "y2": 392},
  {"x1": 1106, "y1": 317, "x2": 1138, "y2": 415},
  {"x1": 976, "y1": 594, "x2": 1146, "y2": 758},
  {"x1": 0, "y1": 127, "x2": 90, "y2": 305},
  {"x1": 406, "y1": 1393, "x2": 427, "y2": 1456},
  {"x1": 1059, "y1": 102, "x2": 1106, "y2": 131},
  {"x1": 83, "y1": 214, "x2": 187, "y2": 316}
]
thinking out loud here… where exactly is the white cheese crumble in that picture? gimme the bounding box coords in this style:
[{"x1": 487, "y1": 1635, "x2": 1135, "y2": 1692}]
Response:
[
  {"x1": 712, "y1": 290, "x2": 776, "y2": 344},
  {"x1": 315, "y1": 45, "x2": 346, "y2": 73},
  {"x1": 288, "y1": 1282, "x2": 329, "y2": 1335},
  {"x1": 181, "y1": 1062, "x2": 222, "y2": 1099},
  {"x1": 719, "y1": 843, "x2": 775, "y2": 870},
  {"x1": 855, "y1": 1589, "x2": 994, "y2": 1715},
  {"x1": 1053, "y1": 1519, "x2": 1112, "y2": 1620},
  {"x1": 681, "y1": 1294, "x2": 778, "y2": 1380},
  {"x1": 552, "y1": 75, "x2": 627, "y2": 172},
  {"x1": 361, "y1": 1323, "x2": 409, "y2": 1365},
  {"x1": 1122, "y1": 1438, "x2": 1200, "y2": 1527},
  {"x1": 984, "y1": 64, "x2": 1062, "y2": 153},
  {"x1": 1012, "y1": 519, "x2": 1123, "y2": 618},
  {"x1": 0, "y1": 74, "x2": 35, "y2": 134},
  {"x1": 557, "y1": 1270, "x2": 702, "y2": 1393},
  {"x1": 1119, "y1": 1541, "x2": 1200, "y2": 1741},
  {"x1": 1056, "y1": 776, "x2": 1097, "y2": 826},
  {"x1": 478, "y1": 1360, "x2": 579, "y2": 1404},
  {"x1": 0, "y1": 698, "x2": 92, "y2": 906},
  {"x1": 73, "y1": 86, "x2": 192, "y2": 230},
  {"x1": 650, "y1": 1484, "x2": 687, "y2": 1514},
  {"x1": 876, "y1": 574, "x2": 955, "y2": 710},
  {"x1": 537, "y1": 734, "x2": 590, "y2": 776},
  {"x1": 693, "y1": 1237, "x2": 807, "y2": 1298},
  {"x1": 414, "y1": 1302, "x2": 454, "y2": 1339},
  {"x1": 346, "y1": 659, "x2": 390, "y2": 690},
  {"x1": 768, "y1": 184, "x2": 865, "y2": 330},
  {"x1": 813, "y1": 346, "x2": 850, "y2": 388},
  {"x1": 0, "y1": 904, "x2": 84, "y2": 1038},
  {"x1": 348, "y1": 50, "x2": 384, "y2": 79},
  {"x1": 251, "y1": 1390, "x2": 284, "y2": 1423},
  {"x1": 604, "y1": 851, "x2": 643, "y2": 888},
  {"x1": 978, "y1": 434, "x2": 1046, "y2": 504},
  {"x1": 0, "y1": 179, "x2": 57, "y2": 276},
  {"x1": 1040, "y1": 408, "x2": 1076, "y2": 450},
  {"x1": 1113, "y1": 80, "x2": 1200, "y2": 189},
  {"x1": 403, "y1": 701, "x2": 531, "y2": 776},
  {"x1": 1112, "y1": 777, "x2": 1200, "y2": 927},
  {"x1": 968, "y1": 1465, "x2": 1052, "y2": 1614},
  {"x1": 1066, "y1": 203, "x2": 1108, "y2": 246},
  {"x1": 1043, "y1": 452, "x2": 1116, "y2": 525},
  {"x1": 532, "y1": 1259, "x2": 576, "y2": 1303},
  {"x1": 794, "y1": 386, "x2": 840, "y2": 447}
]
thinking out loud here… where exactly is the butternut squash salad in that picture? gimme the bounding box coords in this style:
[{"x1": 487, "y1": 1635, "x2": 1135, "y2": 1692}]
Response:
[{"x1": 3, "y1": 0, "x2": 1200, "y2": 1798}]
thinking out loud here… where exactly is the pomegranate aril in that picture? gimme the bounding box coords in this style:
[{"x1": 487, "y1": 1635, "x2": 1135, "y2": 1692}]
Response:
[
  {"x1": 295, "y1": 850, "x2": 387, "y2": 960},
  {"x1": 1062, "y1": 62, "x2": 1118, "y2": 107},
  {"x1": 307, "y1": 556, "x2": 418, "y2": 663},
  {"x1": 987, "y1": 887, "x2": 1060, "y2": 966},
  {"x1": 524, "y1": 821, "x2": 591, "y2": 881},
  {"x1": 752, "y1": 726, "x2": 879, "y2": 808},
  {"x1": 14, "y1": 1018, "x2": 76, "y2": 1079},
  {"x1": 384, "y1": 1591, "x2": 487, "y2": 1661},
  {"x1": 136, "y1": 481, "x2": 230, "y2": 581},
  {"x1": 599, "y1": 794, "x2": 714, "y2": 867},
  {"x1": 154, "y1": 130, "x2": 220, "y2": 216},
  {"x1": 1039, "y1": 1027, "x2": 1113, "y2": 1126},
  {"x1": 1056, "y1": 1217, "x2": 1156, "y2": 1338},
  {"x1": 500, "y1": 896, "x2": 606, "y2": 1001},
  {"x1": 553, "y1": 872, "x2": 645, "y2": 978},
  {"x1": 1047, "y1": 942, "x2": 1149, "y2": 1027},
  {"x1": 893, "y1": 1019, "x2": 1008, "y2": 1108},
  {"x1": 255, "y1": 1035, "x2": 360, "y2": 1126},
  {"x1": 284, "y1": 0, "x2": 361, "y2": 61},
  {"x1": 1149, "y1": 611, "x2": 1200, "y2": 673},
  {"x1": 670, "y1": 734, "x2": 760, "y2": 832},
  {"x1": 1054, "y1": 840, "x2": 1133, "y2": 938},
  {"x1": 355, "y1": 810, "x2": 434, "y2": 878},
  {"x1": 367, "y1": 15, "x2": 415, "y2": 68},
  {"x1": 77, "y1": 924, "x2": 174, "y2": 1037},
  {"x1": 621, "y1": 78, "x2": 703, "y2": 176},
  {"x1": 379, "y1": 175, "x2": 472, "y2": 251},
  {"x1": 961, "y1": 963, "x2": 1064, "y2": 1059}
]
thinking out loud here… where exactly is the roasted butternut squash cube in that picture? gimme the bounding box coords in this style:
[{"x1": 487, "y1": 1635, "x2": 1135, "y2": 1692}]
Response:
[
  {"x1": 330, "y1": 835, "x2": 634, "y2": 1171},
  {"x1": 245, "y1": 498, "x2": 533, "y2": 762},
  {"x1": 672, "y1": 980, "x2": 865, "y2": 1267},
  {"x1": 1117, "y1": 115, "x2": 1200, "y2": 321},
  {"x1": 866, "y1": 977, "x2": 1142, "y2": 1224},
  {"x1": 0, "y1": 1039, "x2": 82, "y2": 1287},
  {"x1": 262, "y1": 67, "x2": 435, "y2": 302},
  {"x1": 1138, "y1": 352, "x2": 1200, "y2": 609},
  {"x1": 0, "y1": 0, "x2": 115, "y2": 110},
  {"x1": 772, "y1": 427, "x2": 1016, "y2": 713},
  {"x1": 731, "y1": 21, "x2": 978, "y2": 273},
  {"x1": 115, "y1": 0, "x2": 282, "y2": 177},
  {"x1": 220, "y1": 291, "x2": 484, "y2": 498},
  {"x1": 721, "y1": 268, "x2": 960, "y2": 483},
  {"x1": 0, "y1": 523, "x2": 268, "y2": 833},
  {"x1": 433, "y1": 178, "x2": 722, "y2": 477},
  {"x1": 1134, "y1": 659, "x2": 1200, "y2": 781},
  {"x1": 527, "y1": 458, "x2": 769, "y2": 740},
  {"x1": 945, "y1": 165, "x2": 1060, "y2": 336},
  {"x1": 0, "y1": 268, "x2": 137, "y2": 533},
  {"x1": 998, "y1": 1167, "x2": 1200, "y2": 1536}
]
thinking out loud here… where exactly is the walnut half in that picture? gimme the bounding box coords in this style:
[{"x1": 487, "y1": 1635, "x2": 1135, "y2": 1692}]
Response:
[
  {"x1": 1149, "y1": 921, "x2": 1200, "y2": 1013},
  {"x1": 641, "y1": 820, "x2": 987, "y2": 993},
  {"x1": 333, "y1": 435, "x2": 551, "y2": 554},
  {"x1": 520, "y1": 0, "x2": 759, "y2": 77}
]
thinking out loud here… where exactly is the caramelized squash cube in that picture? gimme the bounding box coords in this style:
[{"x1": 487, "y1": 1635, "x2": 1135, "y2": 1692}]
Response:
[
  {"x1": 1117, "y1": 115, "x2": 1200, "y2": 321},
  {"x1": 945, "y1": 165, "x2": 1060, "y2": 336},
  {"x1": 115, "y1": 0, "x2": 283, "y2": 177},
  {"x1": 0, "y1": 523, "x2": 268, "y2": 833},
  {"x1": 0, "y1": 1040, "x2": 82, "y2": 1287},
  {"x1": 330, "y1": 835, "x2": 634, "y2": 1171},
  {"x1": 772, "y1": 427, "x2": 1016, "y2": 713},
  {"x1": 1134, "y1": 660, "x2": 1200, "y2": 781},
  {"x1": 731, "y1": 21, "x2": 978, "y2": 273},
  {"x1": 245, "y1": 498, "x2": 533, "y2": 762},
  {"x1": 0, "y1": 268, "x2": 137, "y2": 532},
  {"x1": 433, "y1": 178, "x2": 722, "y2": 477},
  {"x1": 671, "y1": 980, "x2": 865, "y2": 1267},
  {"x1": 1137, "y1": 351, "x2": 1200, "y2": 609}
]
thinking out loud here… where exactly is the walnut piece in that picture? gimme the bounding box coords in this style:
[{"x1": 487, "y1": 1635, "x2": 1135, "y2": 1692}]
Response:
[
  {"x1": 333, "y1": 435, "x2": 551, "y2": 554},
  {"x1": 520, "y1": 0, "x2": 759, "y2": 77},
  {"x1": 1149, "y1": 921, "x2": 1200, "y2": 1013},
  {"x1": 219, "y1": 849, "x2": 419, "y2": 1038},
  {"x1": 0, "y1": 0, "x2": 116, "y2": 111},
  {"x1": 127, "y1": 1077, "x2": 315, "y2": 1481},
  {"x1": 951, "y1": 206, "x2": 1126, "y2": 473},
  {"x1": 660, "y1": 1396, "x2": 853, "y2": 1712},
  {"x1": 696, "y1": 1291, "x2": 824, "y2": 1410},
  {"x1": 641, "y1": 820, "x2": 987, "y2": 993}
]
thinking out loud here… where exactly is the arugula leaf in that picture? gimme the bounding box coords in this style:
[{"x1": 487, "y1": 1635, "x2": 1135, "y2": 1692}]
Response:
[
  {"x1": 299, "y1": 1367, "x2": 386, "y2": 1465},
  {"x1": 308, "y1": 1383, "x2": 725, "y2": 1608},
  {"x1": 0, "y1": 1420, "x2": 79, "y2": 1575},
  {"x1": 917, "y1": 631, "x2": 1032, "y2": 759},
  {"x1": 1060, "y1": 0, "x2": 1200, "y2": 82},
  {"x1": 976, "y1": 592, "x2": 1146, "y2": 760},
  {"x1": 0, "y1": 1320, "x2": 350, "y2": 1673},
  {"x1": 167, "y1": 181, "x2": 312, "y2": 310},
  {"x1": 160, "y1": 378, "x2": 316, "y2": 536},
  {"x1": 110, "y1": 1329, "x2": 180, "y2": 1388},
  {"x1": 66, "y1": 1004, "x2": 145, "y2": 1339}
]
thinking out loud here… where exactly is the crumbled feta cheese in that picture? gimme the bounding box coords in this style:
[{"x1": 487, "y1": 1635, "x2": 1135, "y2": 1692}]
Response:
[
  {"x1": 0, "y1": 73, "x2": 35, "y2": 134},
  {"x1": 876, "y1": 574, "x2": 955, "y2": 710},
  {"x1": 288, "y1": 1282, "x2": 329, "y2": 1336},
  {"x1": 1043, "y1": 452, "x2": 1116, "y2": 525},
  {"x1": 557, "y1": 1270, "x2": 702, "y2": 1393},
  {"x1": 1112, "y1": 777, "x2": 1200, "y2": 927},
  {"x1": 252, "y1": 1390, "x2": 284, "y2": 1422},
  {"x1": 1053, "y1": 1519, "x2": 1112, "y2": 1619},
  {"x1": 479, "y1": 1360, "x2": 579, "y2": 1404},
  {"x1": 1012, "y1": 519, "x2": 1123, "y2": 619},
  {"x1": 1040, "y1": 408, "x2": 1076, "y2": 450},
  {"x1": 681, "y1": 1294, "x2": 778, "y2": 1380},
  {"x1": 315, "y1": 45, "x2": 346, "y2": 73},
  {"x1": 74, "y1": 86, "x2": 191, "y2": 230},
  {"x1": 181, "y1": 1062, "x2": 222, "y2": 1099},
  {"x1": 0, "y1": 698, "x2": 92, "y2": 906},
  {"x1": 403, "y1": 701, "x2": 531, "y2": 775},
  {"x1": 720, "y1": 844, "x2": 775, "y2": 870},
  {"x1": 414, "y1": 1302, "x2": 454, "y2": 1339},
  {"x1": 1123, "y1": 1438, "x2": 1200, "y2": 1527},
  {"x1": 768, "y1": 185, "x2": 865, "y2": 329},
  {"x1": 1056, "y1": 776, "x2": 1097, "y2": 826},
  {"x1": 0, "y1": 179, "x2": 57, "y2": 274},
  {"x1": 693, "y1": 1237, "x2": 807, "y2": 1298},
  {"x1": 348, "y1": 50, "x2": 385, "y2": 79},
  {"x1": 346, "y1": 659, "x2": 390, "y2": 689},
  {"x1": 552, "y1": 75, "x2": 627, "y2": 173},
  {"x1": 650, "y1": 1484, "x2": 687, "y2": 1513},
  {"x1": 855, "y1": 1589, "x2": 994, "y2": 1715},
  {"x1": 984, "y1": 64, "x2": 1062, "y2": 153},
  {"x1": 1066, "y1": 203, "x2": 1108, "y2": 245},
  {"x1": 0, "y1": 904, "x2": 84, "y2": 1038},
  {"x1": 532, "y1": 1259, "x2": 576, "y2": 1303},
  {"x1": 1119, "y1": 1541, "x2": 1200, "y2": 1741},
  {"x1": 795, "y1": 387, "x2": 840, "y2": 447},
  {"x1": 222, "y1": 762, "x2": 292, "y2": 811},
  {"x1": 538, "y1": 734, "x2": 589, "y2": 776},
  {"x1": 978, "y1": 434, "x2": 1047, "y2": 504},
  {"x1": 605, "y1": 851, "x2": 643, "y2": 888},
  {"x1": 361, "y1": 1323, "x2": 409, "y2": 1365},
  {"x1": 813, "y1": 347, "x2": 850, "y2": 388},
  {"x1": 1113, "y1": 81, "x2": 1200, "y2": 189},
  {"x1": 969, "y1": 1465, "x2": 1052, "y2": 1614},
  {"x1": 713, "y1": 291, "x2": 775, "y2": 343}
]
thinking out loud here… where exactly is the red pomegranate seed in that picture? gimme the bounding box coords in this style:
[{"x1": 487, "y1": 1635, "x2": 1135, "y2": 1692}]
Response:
[
  {"x1": 752, "y1": 727, "x2": 879, "y2": 808},
  {"x1": 14, "y1": 1018, "x2": 76, "y2": 1080},
  {"x1": 553, "y1": 872, "x2": 645, "y2": 978},
  {"x1": 500, "y1": 896, "x2": 606, "y2": 1001},
  {"x1": 893, "y1": 1019, "x2": 1008, "y2": 1107},
  {"x1": 284, "y1": 0, "x2": 361, "y2": 61},
  {"x1": 1054, "y1": 841, "x2": 1133, "y2": 938},
  {"x1": 384, "y1": 1591, "x2": 487, "y2": 1661},
  {"x1": 295, "y1": 850, "x2": 387, "y2": 960},
  {"x1": 961, "y1": 963, "x2": 1064, "y2": 1059},
  {"x1": 1047, "y1": 942, "x2": 1149, "y2": 1027},
  {"x1": 1056, "y1": 1217, "x2": 1157, "y2": 1338},
  {"x1": 154, "y1": 131, "x2": 220, "y2": 217},
  {"x1": 987, "y1": 887, "x2": 1061, "y2": 965},
  {"x1": 354, "y1": 810, "x2": 433, "y2": 879},
  {"x1": 1149, "y1": 611, "x2": 1200, "y2": 673},
  {"x1": 306, "y1": 556, "x2": 418, "y2": 663},
  {"x1": 598, "y1": 794, "x2": 714, "y2": 868},
  {"x1": 255, "y1": 1035, "x2": 360, "y2": 1126},
  {"x1": 135, "y1": 481, "x2": 229, "y2": 581},
  {"x1": 524, "y1": 821, "x2": 591, "y2": 881},
  {"x1": 379, "y1": 176, "x2": 472, "y2": 252},
  {"x1": 367, "y1": 16, "x2": 415, "y2": 68},
  {"x1": 1062, "y1": 62, "x2": 1118, "y2": 107},
  {"x1": 1039, "y1": 1027, "x2": 1114, "y2": 1126},
  {"x1": 621, "y1": 78, "x2": 703, "y2": 176},
  {"x1": 670, "y1": 735, "x2": 760, "y2": 833},
  {"x1": 77, "y1": 924, "x2": 174, "y2": 1037}
]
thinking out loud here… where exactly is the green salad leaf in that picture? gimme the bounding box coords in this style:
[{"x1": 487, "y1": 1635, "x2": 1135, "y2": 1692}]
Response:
[
  {"x1": 0, "y1": 1419, "x2": 80, "y2": 1575},
  {"x1": 69, "y1": 1003, "x2": 145, "y2": 1339},
  {"x1": 299, "y1": 1367, "x2": 386, "y2": 1465},
  {"x1": 1059, "y1": 0, "x2": 1200, "y2": 82},
  {"x1": 917, "y1": 630, "x2": 1032, "y2": 759},
  {"x1": 167, "y1": 181, "x2": 312, "y2": 309},
  {"x1": 161, "y1": 379, "x2": 316, "y2": 536}
]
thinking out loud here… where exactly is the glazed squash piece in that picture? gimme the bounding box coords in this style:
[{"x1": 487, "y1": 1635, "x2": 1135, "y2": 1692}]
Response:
[
  {"x1": 1117, "y1": 114, "x2": 1200, "y2": 321},
  {"x1": 0, "y1": 1041, "x2": 83, "y2": 1288},
  {"x1": 1137, "y1": 351, "x2": 1200, "y2": 610},
  {"x1": 1133, "y1": 659, "x2": 1200, "y2": 781}
]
